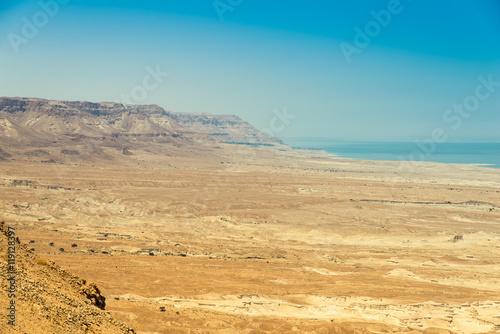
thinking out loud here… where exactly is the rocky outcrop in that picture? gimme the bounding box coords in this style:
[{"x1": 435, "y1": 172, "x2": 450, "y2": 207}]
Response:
[
  {"x1": 80, "y1": 282, "x2": 106, "y2": 310},
  {"x1": 0, "y1": 221, "x2": 135, "y2": 333},
  {"x1": 0, "y1": 147, "x2": 12, "y2": 160},
  {"x1": 171, "y1": 113, "x2": 284, "y2": 146}
]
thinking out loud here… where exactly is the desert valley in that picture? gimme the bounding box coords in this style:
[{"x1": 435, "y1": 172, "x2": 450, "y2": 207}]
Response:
[{"x1": 1, "y1": 97, "x2": 500, "y2": 334}]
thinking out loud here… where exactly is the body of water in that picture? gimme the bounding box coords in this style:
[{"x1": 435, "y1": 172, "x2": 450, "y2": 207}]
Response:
[{"x1": 283, "y1": 139, "x2": 500, "y2": 168}]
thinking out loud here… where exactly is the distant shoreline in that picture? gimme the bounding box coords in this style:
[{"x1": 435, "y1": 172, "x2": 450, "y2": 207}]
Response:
[{"x1": 284, "y1": 139, "x2": 500, "y2": 169}]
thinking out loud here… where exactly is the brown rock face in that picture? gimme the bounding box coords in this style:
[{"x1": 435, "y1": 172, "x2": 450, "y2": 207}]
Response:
[
  {"x1": 0, "y1": 97, "x2": 285, "y2": 165},
  {"x1": 0, "y1": 97, "x2": 224, "y2": 163},
  {"x1": 171, "y1": 112, "x2": 284, "y2": 145},
  {"x1": 0, "y1": 97, "x2": 282, "y2": 147},
  {"x1": 0, "y1": 97, "x2": 195, "y2": 140},
  {"x1": 81, "y1": 282, "x2": 106, "y2": 310}
]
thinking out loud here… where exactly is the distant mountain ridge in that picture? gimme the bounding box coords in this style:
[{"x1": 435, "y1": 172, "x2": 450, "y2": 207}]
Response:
[
  {"x1": 0, "y1": 97, "x2": 282, "y2": 145},
  {"x1": 0, "y1": 97, "x2": 283, "y2": 163},
  {"x1": 0, "y1": 97, "x2": 215, "y2": 163},
  {"x1": 171, "y1": 113, "x2": 284, "y2": 146},
  {"x1": 0, "y1": 97, "x2": 198, "y2": 141}
]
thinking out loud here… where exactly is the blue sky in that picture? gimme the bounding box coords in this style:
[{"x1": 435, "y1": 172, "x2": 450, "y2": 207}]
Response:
[{"x1": 0, "y1": 0, "x2": 499, "y2": 140}]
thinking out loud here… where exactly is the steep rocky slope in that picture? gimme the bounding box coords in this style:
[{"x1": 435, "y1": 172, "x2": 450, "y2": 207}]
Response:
[
  {"x1": 0, "y1": 97, "x2": 211, "y2": 143},
  {"x1": 0, "y1": 97, "x2": 219, "y2": 164},
  {"x1": 171, "y1": 113, "x2": 284, "y2": 145},
  {"x1": 0, "y1": 221, "x2": 135, "y2": 333}
]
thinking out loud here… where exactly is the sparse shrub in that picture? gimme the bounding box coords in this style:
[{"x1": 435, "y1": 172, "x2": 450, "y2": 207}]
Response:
[
  {"x1": 71, "y1": 244, "x2": 78, "y2": 247},
  {"x1": 29, "y1": 240, "x2": 35, "y2": 244},
  {"x1": 49, "y1": 242, "x2": 54, "y2": 246},
  {"x1": 159, "y1": 306, "x2": 166, "y2": 312},
  {"x1": 59, "y1": 248, "x2": 65, "y2": 252},
  {"x1": 453, "y1": 235, "x2": 463, "y2": 242}
]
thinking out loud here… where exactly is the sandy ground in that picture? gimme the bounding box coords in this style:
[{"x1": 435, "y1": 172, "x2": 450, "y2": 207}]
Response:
[{"x1": 1, "y1": 146, "x2": 500, "y2": 333}]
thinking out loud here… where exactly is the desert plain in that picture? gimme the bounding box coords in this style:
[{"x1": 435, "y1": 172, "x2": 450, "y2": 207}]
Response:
[{"x1": 1, "y1": 144, "x2": 500, "y2": 334}]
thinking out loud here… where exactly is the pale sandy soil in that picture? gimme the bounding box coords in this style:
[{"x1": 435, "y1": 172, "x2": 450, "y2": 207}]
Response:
[{"x1": 1, "y1": 145, "x2": 500, "y2": 333}]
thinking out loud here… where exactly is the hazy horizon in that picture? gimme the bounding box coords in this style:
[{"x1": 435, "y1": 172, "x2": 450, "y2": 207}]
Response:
[{"x1": 1, "y1": 0, "x2": 499, "y2": 140}]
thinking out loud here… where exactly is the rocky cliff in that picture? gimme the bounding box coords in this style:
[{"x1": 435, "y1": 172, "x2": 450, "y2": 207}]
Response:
[
  {"x1": 170, "y1": 113, "x2": 284, "y2": 146},
  {"x1": 0, "y1": 97, "x2": 202, "y2": 141},
  {"x1": 0, "y1": 97, "x2": 220, "y2": 164}
]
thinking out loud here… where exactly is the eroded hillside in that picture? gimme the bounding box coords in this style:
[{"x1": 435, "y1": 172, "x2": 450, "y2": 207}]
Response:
[{"x1": 0, "y1": 221, "x2": 135, "y2": 333}]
